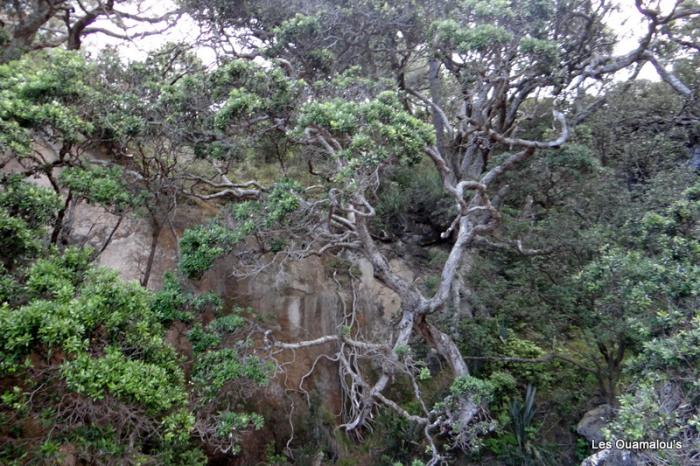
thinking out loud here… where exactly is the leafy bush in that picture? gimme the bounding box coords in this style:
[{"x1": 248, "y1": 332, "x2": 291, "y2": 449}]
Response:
[
  {"x1": 62, "y1": 346, "x2": 188, "y2": 413},
  {"x1": 180, "y1": 180, "x2": 303, "y2": 278},
  {"x1": 0, "y1": 177, "x2": 61, "y2": 268},
  {"x1": 450, "y1": 375, "x2": 495, "y2": 404},
  {"x1": 296, "y1": 92, "x2": 435, "y2": 173},
  {"x1": 0, "y1": 50, "x2": 95, "y2": 154},
  {"x1": 59, "y1": 166, "x2": 136, "y2": 211},
  {"x1": 0, "y1": 175, "x2": 62, "y2": 228},
  {"x1": 188, "y1": 324, "x2": 221, "y2": 353},
  {"x1": 179, "y1": 223, "x2": 242, "y2": 278},
  {"x1": 191, "y1": 348, "x2": 272, "y2": 400},
  {"x1": 151, "y1": 272, "x2": 225, "y2": 323},
  {"x1": 209, "y1": 313, "x2": 245, "y2": 333},
  {"x1": 0, "y1": 250, "x2": 202, "y2": 463},
  {"x1": 216, "y1": 411, "x2": 264, "y2": 440}
]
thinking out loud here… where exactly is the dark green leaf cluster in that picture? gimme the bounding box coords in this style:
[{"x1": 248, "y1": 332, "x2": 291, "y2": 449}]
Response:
[
  {"x1": 179, "y1": 223, "x2": 245, "y2": 278},
  {"x1": 450, "y1": 375, "x2": 496, "y2": 405},
  {"x1": 180, "y1": 180, "x2": 302, "y2": 278},
  {"x1": 59, "y1": 166, "x2": 137, "y2": 212},
  {"x1": 599, "y1": 186, "x2": 700, "y2": 456},
  {"x1": 212, "y1": 59, "x2": 304, "y2": 129},
  {"x1": 216, "y1": 411, "x2": 264, "y2": 438},
  {"x1": 187, "y1": 312, "x2": 247, "y2": 353},
  {"x1": 151, "y1": 272, "x2": 223, "y2": 323},
  {"x1": 0, "y1": 50, "x2": 94, "y2": 154},
  {"x1": 297, "y1": 92, "x2": 435, "y2": 175},
  {"x1": 191, "y1": 348, "x2": 273, "y2": 400},
  {"x1": 188, "y1": 323, "x2": 222, "y2": 352},
  {"x1": 431, "y1": 20, "x2": 513, "y2": 54},
  {"x1": 0, "y1": 175, "x2": 62, "y2": 229},
  {"x1": 0, "y1": 251, "x2": 204, "y2": 463},
  {"x1": 62, "y1": 346, "x2": 188, "y2": 413},
  {"x1": 0, "y1": 177, "x2": 61, "y2": 269}
]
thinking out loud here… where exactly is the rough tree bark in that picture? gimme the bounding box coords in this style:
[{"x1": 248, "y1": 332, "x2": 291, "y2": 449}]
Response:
[{"x1": 141, "y1": 220, "x2": 161, "y2": 288}]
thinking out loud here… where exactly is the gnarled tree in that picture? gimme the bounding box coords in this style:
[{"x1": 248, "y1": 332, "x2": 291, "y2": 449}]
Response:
[{"x1": 175, "y1": 0, "x2": 699, "y2": 463}]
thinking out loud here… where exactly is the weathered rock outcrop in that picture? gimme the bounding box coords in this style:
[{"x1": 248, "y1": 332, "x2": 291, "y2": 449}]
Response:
[
  {"x1": 4, "y1": 144, "x2": 415, "y2": 462},
  {"x1": 580, "y1": 448, "x2": 641, "y2": 466},
  {"x1": 577, "y1": 404, "x2": 613, "y2": 443},
  {"x1": 71, "y1": 199, "x2": 407, "y2": 463},
  {"x1": 577, "y1": 405, "x2": 645, "y2": 466}
]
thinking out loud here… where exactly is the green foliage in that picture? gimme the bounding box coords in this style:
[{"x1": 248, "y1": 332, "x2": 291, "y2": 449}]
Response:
[
  {"x1": 59, "y1": 166, "x2": 136, "y2": 211},
  {"x1": 0, "y1": 249, "x2": 204, "y2": 463},
  {"x1": 191, "y1": 348, "x2": 272, "y2": 400},
  {"x1": 0, "y1": 50, "x2": 95, "y2": 154},
  {"x1": 596, "y1": 185, "x2": 700, "y2": 462},
  {"x1": 489, "y1": 371, "x2": 518, "y2": 400},
  {"x1": 486, "y1": 385, "x2": 554, "y2": 465},
  {"x1": 264, "y1": 179, "x2": 301, "y2": 224},
  {"x1": 212, "y1": 59, "x2": 303, "y2": 128},
  {"x1": 417, "y1": 367, "x2": 431, "y2": 381},
  {"x1": 272, "y1": 14, "x2": 322, "y2": 48},
  {"x1": 62, "y1": 346, "x2": 188, "y2": 413},
  {"x1": 501, "y1": 337, "x2": 555, "y2": 388},
  {"x1": 25, "y1": 246, "x2": 92, "y2": 300},
  {"x1": 180, "y1": 180, "x2": 302, "y2": 278},
  {"x1": 509, "y1": 385, "x2": 536, "y2": 451},
  {"x1": 0, "y1": 209, "x2": 40, "y2": 268},
  {"x1": 1, "y1": 2, "x2": 698, "y2": 464},
  {"x1": 0, "y1": 177, "x2": 61, "y2": 268},
  {"x1": 450, "y1": 375, "x2": 495, "y2": 404},
  {"x1": 150, "y1": 272, "x2": 223, "y2": 323},
  {"x1": 0, "y1": 176, "x2": 62, "y2": 229},
  {"x1": 431, "y1": 20, "x2": 513, "y2": 53},
  {"x1": 297, "y1": 92, "x2": 435, "y2": 175},
  {"x1": 152, "y1": 272, "x2": 194, "y2": 322},
  {"x1": 162, "y1": 409, "x2": 197, "y2": 444},
  {"x1": 192, "y1": 291, "x2": 224, "y2": 312},
  {"x1": 0, "y1": 264, "x2": 19, "y2": 304},
  {"x1": 179, "y1": 223, "x2": 242, "y2": 278},
  {"x1": 1, "y1": 264, "x2": 175, "y2": 367},
  {"x1": 1, "y1": 386, "x2": 28, "y2": 415},
  {"x1": 209, "y1": 313, "x2": 245, "y2": 333},
  {"x1": 370, "y1": 408, "x2": 425, "y2": 465},
  {"x1": 520, "y1": 37, "x2": 559, "y2": 63},
  {"x1": 394, "y1": 344, "x2": 410, "y2": 358},
  {"x1": 216, "y1": 411, "x2": 264, "y2": 441},
  {"x1": 188, "y1": 324, "x2": 221, "y2": 353},
  {"x1": 0, "y1": 226, "x2": 270, "y2": 462},
  {"x1": 574, "y1": 183, "x2": 700, "y2": 358}
]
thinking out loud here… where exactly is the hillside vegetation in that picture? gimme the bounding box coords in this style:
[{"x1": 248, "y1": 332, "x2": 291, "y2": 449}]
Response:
[{"x1": 0, "y1": 1, "x2": 699, "y2": 465}]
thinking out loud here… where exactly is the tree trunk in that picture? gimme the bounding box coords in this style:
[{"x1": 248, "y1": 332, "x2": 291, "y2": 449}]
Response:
[
  {"x1": 141, "y1": 221, "x2": 161, "y2": 288},
  {"x1": 51, "y1": 191, "x2": 72, "y2": 244},
  {"x1": 596, "y1": 341, "x2": 625, "y2": 407},
  {"x1": 97, "y1": 215, "x2": 124, "y2": 255},
  {"x1": 416, "y1": 315, "x2": 469, "y2": 377},
  {"x1": 428, "y1": 59, "x2": 445, "y2": 152}
]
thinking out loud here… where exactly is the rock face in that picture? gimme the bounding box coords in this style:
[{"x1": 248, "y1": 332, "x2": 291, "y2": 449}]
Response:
[
  {"x1": 5, "y1": 145, "x2": 409, "y2": 462},
  {"x1": 197, "y1": 248, "x2": 405, "y2": 464},
  {"x1": 67, "y1": 197, "x2": 403, "y2": 463},
  {"x1": 577, "y1": 404, "x2": 613, "y2": 443},
  {"x1": 70, "y1": 202, "x2": 179, "y2": 289},
  {"x1": 690, "y1": 143, "x2": 700, "y2": 171},
  {"x1": 228, "y1": 255, "x2": 345, "y2": 408},
  {"x1": 580, "y1": 449, "x2": 641, "y2": 466},
  {"x1": 220, "y1": 252, "x2": 403, "y2": 407},
  {"x1": 577, "y1": 405, "x2": 645, "y2": 466}
]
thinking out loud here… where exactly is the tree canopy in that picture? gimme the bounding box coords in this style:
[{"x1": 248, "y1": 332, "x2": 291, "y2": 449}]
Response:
[{"x1": 0, "y1": 0, "x2": 699, "y2": 465}]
